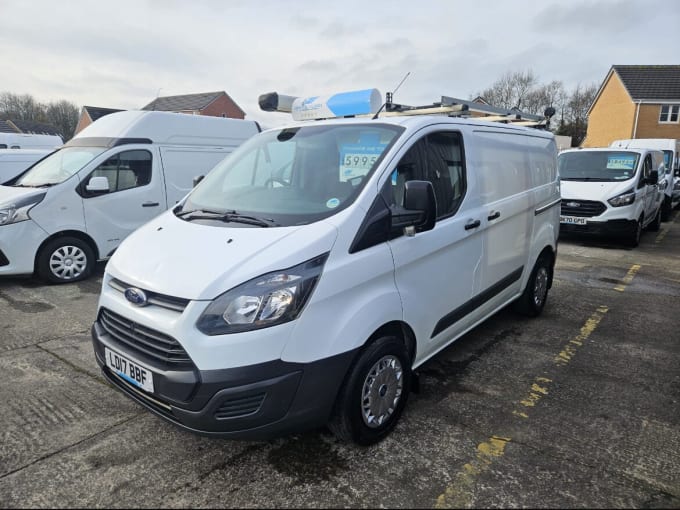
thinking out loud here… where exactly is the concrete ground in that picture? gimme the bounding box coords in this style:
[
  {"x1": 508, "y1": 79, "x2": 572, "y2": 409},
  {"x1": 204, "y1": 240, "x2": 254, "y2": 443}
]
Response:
[{"x1": 1, "y1": 214, "x2": 679, "y2": 508}]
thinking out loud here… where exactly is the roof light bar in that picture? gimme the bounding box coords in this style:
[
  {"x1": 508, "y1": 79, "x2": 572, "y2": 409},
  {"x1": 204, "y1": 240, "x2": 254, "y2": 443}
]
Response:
[{"x1": 259, "y1": 89, "x2": 382, "y2": 121}]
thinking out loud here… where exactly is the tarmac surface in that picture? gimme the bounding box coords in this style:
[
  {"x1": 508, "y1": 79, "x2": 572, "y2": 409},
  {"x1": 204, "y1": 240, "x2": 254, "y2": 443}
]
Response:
[{"x1": 1, "y1": 214, "x2": 679, "y2": 508}]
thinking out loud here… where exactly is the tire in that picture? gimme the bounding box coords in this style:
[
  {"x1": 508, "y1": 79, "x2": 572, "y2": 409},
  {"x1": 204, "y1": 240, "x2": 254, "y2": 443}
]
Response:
[
  {"x1": 648, "y1": 207, "x2": 662, "y2": 232},
  {"x1": 513, "y1": 254, "x2": 551, "y2": 317},
  {"x1": 627, "y1": 217, "x2": 642, "y2": 247},
  {"x1": 661, "y1": 196, "x2": 672, "y2": 222},
  {"x1": 37, "y1": 237, "x2": 95, "y2": 284},
  {"x1": 328, "y1": 336, "x2": 412, "y2": 446}
]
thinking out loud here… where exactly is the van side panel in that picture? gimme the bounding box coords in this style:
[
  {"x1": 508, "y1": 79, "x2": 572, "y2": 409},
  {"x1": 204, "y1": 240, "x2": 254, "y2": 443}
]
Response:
[
  {"x1": 471, "y1": 131, "x2": 557, "y2": 311},
  {"x1": 158, "y1": 147, "x2": 233, "y2": 206}
]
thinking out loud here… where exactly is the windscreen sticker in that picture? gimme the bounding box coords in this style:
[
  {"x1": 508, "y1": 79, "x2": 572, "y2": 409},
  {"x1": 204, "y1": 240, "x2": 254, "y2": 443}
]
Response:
[
  {"x1": 606, "y1": 154, "x2": 636, "y2": 170},
  {"x1": 326, "y1": 198, "x2": 340, "y2": 209},
  {"x1": 339, "y1": 143, "x2": 387, "y2": 182}
]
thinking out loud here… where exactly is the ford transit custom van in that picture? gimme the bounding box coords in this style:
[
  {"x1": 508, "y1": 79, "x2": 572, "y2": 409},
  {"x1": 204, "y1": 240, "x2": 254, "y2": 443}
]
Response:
[
  {"x1": 91, "y1": 94, "x2": 560, "y2": 445},
  {"x1": 558, "y1": 148, "x2": 665, "y2": 246}
]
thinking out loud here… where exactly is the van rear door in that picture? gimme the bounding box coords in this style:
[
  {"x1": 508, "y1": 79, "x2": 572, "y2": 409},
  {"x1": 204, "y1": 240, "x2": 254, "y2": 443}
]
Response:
[{"x1": 80, "y1": 147, "x2": 166, "y2": 257}]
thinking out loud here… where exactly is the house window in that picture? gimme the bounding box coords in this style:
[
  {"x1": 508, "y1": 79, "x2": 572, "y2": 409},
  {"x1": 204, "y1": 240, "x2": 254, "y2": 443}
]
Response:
[{"x1": 659, "y1": 105, "x2": 679, "y2": 123}]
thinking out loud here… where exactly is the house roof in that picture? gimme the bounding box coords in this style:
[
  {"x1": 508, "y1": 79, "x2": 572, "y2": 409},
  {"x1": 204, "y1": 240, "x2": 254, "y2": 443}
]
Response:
[
  {"x1": 84, "y1": 106, "x2": 124, "y2": 122},
  {"x1": 7, "y1": 119, "x2": 61, "y2": 136},
  {"x1": 613, "y1": 65, "x2": 680, "y2": 101},
  {"x1": 0, "y1": 120, "x2": 17, "y2": 133},
  {"x1": 142, "y1": 91, "x2": 226, "y2": 112}
]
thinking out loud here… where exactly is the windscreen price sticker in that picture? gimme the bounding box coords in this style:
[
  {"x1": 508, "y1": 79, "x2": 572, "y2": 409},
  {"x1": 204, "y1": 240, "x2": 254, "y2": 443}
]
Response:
[{"x1": 339, "y1": 144, "x2": 385, "y2": 182}]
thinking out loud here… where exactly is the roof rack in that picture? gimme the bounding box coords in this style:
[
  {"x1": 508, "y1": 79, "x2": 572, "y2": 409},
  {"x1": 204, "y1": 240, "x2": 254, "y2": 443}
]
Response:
[
  {"x1": 376, "y1": 93, "x2": 555, "y2": 129},
  {"x1": 258, "y1": 89, "x2": 556, "y2": 129}
]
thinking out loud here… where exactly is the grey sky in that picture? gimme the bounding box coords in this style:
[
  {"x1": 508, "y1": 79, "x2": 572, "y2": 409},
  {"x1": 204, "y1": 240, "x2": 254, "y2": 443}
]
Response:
[{"x1": 1, "y1": 0, "x2": 678, "y2": 126}]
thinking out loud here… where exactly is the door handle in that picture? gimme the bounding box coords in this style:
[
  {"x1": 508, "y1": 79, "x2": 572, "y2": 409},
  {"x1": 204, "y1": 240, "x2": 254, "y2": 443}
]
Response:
[
  {"x1": 487, "y1": 211, "x2": 501, "y2": 221},
  {"x1": 464, "y1": 219, "x2": 481, "y2": 230},
  {"x1": 142, "y1": 202, "x2": 160, "y2": 207}
]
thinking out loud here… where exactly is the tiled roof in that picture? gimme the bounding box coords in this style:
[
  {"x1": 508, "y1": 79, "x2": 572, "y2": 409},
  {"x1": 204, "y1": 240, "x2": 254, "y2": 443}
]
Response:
[
  {"x1": 7, "y1": 120, "x2": 61, "y2": 136},
  {"x1": 142, "y1": 91, "x2": 224, "y2": 112},
  {"x1": 84, "y1": 106, "x2": 124, "y2": 122},
  {"x1": 613, "y1": 65, "x2": 680, "y2": 101},
  {"x1": 0, "y1": 120, "x2": 17, "y2": 133}
]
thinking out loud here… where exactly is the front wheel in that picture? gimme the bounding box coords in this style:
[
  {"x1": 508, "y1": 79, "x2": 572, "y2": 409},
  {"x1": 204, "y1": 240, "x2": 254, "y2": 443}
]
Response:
[
  {"x1": 37, "y1": 237, "x2": 94, "y2": 284},
  {"x1": 328, "y1": 336, "x2": 411, "y2": 446},
  {"x1": 627, "y1": 217, "x2": 642, "y2": 247},
  {"x1": 513, "y1": 254, "x2": 551, "y2": 317}
]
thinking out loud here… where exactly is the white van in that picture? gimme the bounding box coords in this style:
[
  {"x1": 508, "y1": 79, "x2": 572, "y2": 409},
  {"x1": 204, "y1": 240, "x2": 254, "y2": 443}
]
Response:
[
  {"x1": 610, "y1": 138, "x2": 680, "y2": 220},
  {"x1": 0, "y1": 111, "x2": 260, "y2": 283},
  {"x1": 0, "y1": 132, "x2": 63, "y2": 150},
  {"x1": 0, "y1": 148, "x2": 53, "y2": 184},
  {"x1": 558, "y1": 148, "x2": 665, "y2": 246},
  {"x1": 90, "y1": 91, "x2": 560, "y2": 445}
]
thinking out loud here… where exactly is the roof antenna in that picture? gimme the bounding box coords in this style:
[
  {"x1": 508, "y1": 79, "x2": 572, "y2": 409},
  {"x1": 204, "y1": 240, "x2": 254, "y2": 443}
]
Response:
[{"x1": 373, "y1": 72, "x2": 411, "y2": 119}]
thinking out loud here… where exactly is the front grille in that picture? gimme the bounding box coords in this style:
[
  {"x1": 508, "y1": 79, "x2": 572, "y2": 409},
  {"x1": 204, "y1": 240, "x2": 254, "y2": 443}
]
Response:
[
  {"x1": 109, "y1": 278, "x2": 190, "y2": 312},
  {"x1": 214, "y1": 393, "x2": 266, "y2": 420},
  {"x1": 560, "y1": 199, "x2": 607, "y2": 217},
  {"x1": 0, "y1": 250, "x2": 8, "y2": 267},
  {"x1": 99, "y1": 308, "x2": 194, "y2": 369}
]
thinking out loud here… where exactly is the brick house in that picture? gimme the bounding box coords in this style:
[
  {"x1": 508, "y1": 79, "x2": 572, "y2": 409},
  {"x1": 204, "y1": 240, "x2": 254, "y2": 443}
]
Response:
[
  {"x1": 583, "y1": 65, "x2": 680, "y2": 147},
  {"x1": 74, "y1": 106, "x2": 124, "y2": 135},
  {"x1": 142, "y1": 91, "x2": 245, "y2": 119}
]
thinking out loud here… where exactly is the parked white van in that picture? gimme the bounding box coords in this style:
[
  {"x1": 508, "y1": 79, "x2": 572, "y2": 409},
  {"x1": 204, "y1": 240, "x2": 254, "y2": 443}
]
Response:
[
  {"x1": 0, "y1": 111, "x2": 260, "y2": 283},
  {"x1": 0, "y1": 148, "x2": 53, "y2": 184},
  {"x1": 0, "y1": 132, "x2": 63, "y2": 150},
  {"x1": 610, "y1": 139, "x2": 680, "y2": 220},
  {"x1": 558, "y1": 147, "x2": 665, "y2": 246},
  {"x1": 91, "y1": 92, "x2": 560, "y2": 444}
]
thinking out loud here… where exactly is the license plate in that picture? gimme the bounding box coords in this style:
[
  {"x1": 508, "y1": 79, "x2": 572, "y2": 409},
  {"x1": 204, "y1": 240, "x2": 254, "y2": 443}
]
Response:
[
  {"x1": 560, "y1": 215, "x2": 587, "y2": 225},
  {"x1": 105, "y1": 347, "x2": 154, "y2": 393}
]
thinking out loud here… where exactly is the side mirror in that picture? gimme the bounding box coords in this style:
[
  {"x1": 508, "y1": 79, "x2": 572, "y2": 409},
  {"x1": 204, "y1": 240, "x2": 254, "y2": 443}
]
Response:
[
  {"x1": 391, "y1": 180, "x2": 437, "y2": 234},
  {"x1": 85, "y1": 176, "x2": 110, "y2": 193},
  {"x1": 193, "y1": 175, "x2": 205, "y2": 187},
  {"x1": 647, "y1": 170, "x2": 659, "y2": 185}
]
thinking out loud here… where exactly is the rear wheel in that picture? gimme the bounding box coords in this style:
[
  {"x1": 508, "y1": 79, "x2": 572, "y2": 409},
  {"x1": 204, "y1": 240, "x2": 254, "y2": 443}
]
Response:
[
  {"x1": 513, "y1": 254, "x2": 551, "y2": 317},
  {"x1": 648, "y1": 207, "x2": 662, "y2": 232},
  {"x1": 37, "y1": 237, "x2": 94, "y2": 284},
  {"x1": 661, "y1": 196, "x2": 672, "y2": 222},
  {"x1": 328, "y1": 336, "x2": 411, "y2": 445}
]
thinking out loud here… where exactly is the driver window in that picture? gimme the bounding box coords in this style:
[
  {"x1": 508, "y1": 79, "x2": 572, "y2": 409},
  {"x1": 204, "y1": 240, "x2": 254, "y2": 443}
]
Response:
[
  {"x1": 87, "y1": 150, "x2": 152, "y2": 195},
  {"x1": 386, "y1": 131, "x2": 466, "y2": 219}
]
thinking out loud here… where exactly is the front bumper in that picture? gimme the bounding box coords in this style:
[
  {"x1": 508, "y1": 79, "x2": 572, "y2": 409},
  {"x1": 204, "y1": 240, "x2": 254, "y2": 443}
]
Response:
[
  {"x1": 559, "y1": 218, "x2": 638, "y2": 238},
  {"x1": 91, "y1": 320, "x2": 357, "y2": 440},
  {"x1": 0, "y1": 220, "x2": 47, "y2": 276}
]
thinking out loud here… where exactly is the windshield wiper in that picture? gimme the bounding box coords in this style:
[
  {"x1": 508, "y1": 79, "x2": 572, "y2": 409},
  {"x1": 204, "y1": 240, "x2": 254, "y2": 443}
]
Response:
[
  {"x1": 177, "y1": 209, "x2": 278, "y2": 227},
  {"x1": 561, "y1": 177, "x2": 613, "y2": 182}
]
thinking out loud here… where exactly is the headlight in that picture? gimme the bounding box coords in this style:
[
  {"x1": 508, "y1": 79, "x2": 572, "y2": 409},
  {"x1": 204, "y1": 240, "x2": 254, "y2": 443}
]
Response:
[
  {"x1": 196, "y1": 253, "x2": 328, "y2": 335},
  {"x1": 0, "y1": 193, "x2": 45, "y2": 226},
  {"x1": 608, "y1": 189, "x2": 635, "y2": 207}
]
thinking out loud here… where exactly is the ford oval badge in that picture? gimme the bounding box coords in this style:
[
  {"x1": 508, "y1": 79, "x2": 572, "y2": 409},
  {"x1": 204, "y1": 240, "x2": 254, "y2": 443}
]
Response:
[
  {"x1": 566, "y1": 201, "x2": 580, "y2": 207},
  {"x1": 124, "y1": 287, "x2": 148, "y2": 306}
]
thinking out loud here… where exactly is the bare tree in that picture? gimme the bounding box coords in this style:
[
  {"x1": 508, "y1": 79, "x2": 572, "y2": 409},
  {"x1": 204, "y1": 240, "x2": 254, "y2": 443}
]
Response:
[
  {"x1": 478, "y1": 70, "x2": 539, "y2": 110},
  {"x1": 556, "y1": 83, "x2": 598, "y2": 145},
  {"x1": 0, "y1": 92, "x2": 80, "y2": 141}
]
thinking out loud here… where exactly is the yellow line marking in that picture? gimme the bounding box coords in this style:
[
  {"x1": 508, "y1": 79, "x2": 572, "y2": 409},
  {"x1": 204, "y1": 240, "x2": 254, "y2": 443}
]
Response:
[
  {"x1": 435, "y1": 308, "x2": 609, "y2": 508},
  {"x1": 555, "y1": 305, "x2": 608, "y2": 365},
  {"x1": 613, "y1": 264, "x2": 641, "y2": 292},
  {"x1": 435, "y1": 436, "x2": 510, "y2": 509}
]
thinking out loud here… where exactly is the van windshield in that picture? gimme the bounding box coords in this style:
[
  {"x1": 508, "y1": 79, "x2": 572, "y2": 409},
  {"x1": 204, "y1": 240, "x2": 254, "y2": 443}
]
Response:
[
  {"x1": 14, "y1": 147, "x2": 106, "y2": 187},
  {"x1": 179, "y1": 123, "x2": 403, "y2": 227},
  {"x1": 558, "y1": 151, "x2": 640, "y2": 182}
]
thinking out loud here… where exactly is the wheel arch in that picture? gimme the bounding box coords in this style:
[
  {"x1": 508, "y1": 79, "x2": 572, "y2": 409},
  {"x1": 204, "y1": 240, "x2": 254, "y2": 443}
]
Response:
[{"x1": 34, "y1": 230, "x2": 100, "y2": 272}]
